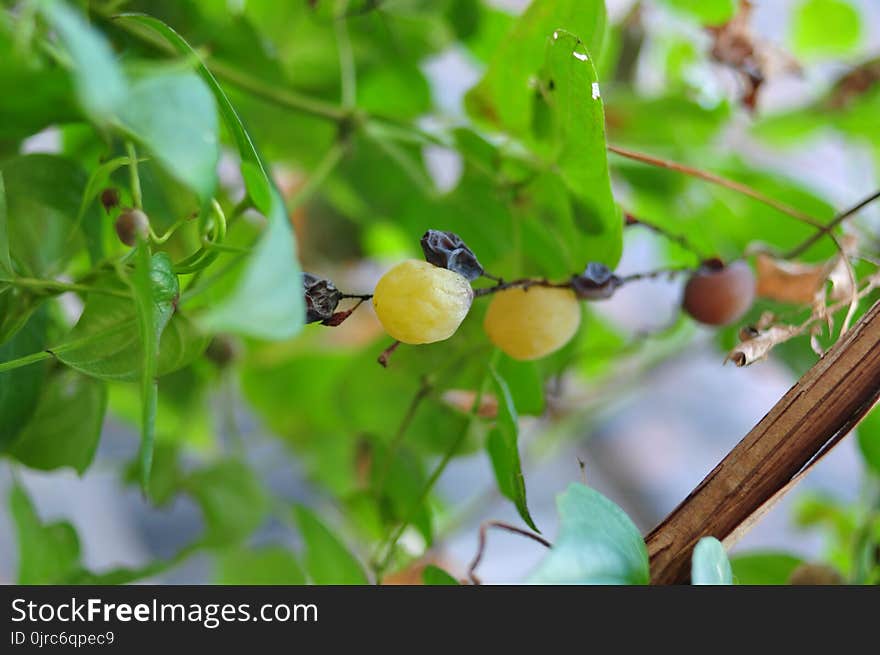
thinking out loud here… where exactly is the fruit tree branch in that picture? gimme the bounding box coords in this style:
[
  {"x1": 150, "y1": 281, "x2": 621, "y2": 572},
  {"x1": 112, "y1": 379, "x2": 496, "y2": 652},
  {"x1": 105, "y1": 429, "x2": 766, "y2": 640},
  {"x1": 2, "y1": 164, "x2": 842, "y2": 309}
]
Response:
[{"x1": 645, "y1": 299, "x2": 880, "y2": 584}]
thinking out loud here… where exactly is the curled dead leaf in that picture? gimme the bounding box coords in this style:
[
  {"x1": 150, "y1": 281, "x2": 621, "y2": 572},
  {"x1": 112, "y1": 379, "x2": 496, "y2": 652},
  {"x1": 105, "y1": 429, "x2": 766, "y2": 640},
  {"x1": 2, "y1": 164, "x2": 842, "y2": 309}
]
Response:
[
  {"x1": 726, "y1": 324, "x2": 801, "y2": 367},
  {"x1": 755, "y1": 253, "x2": 830, "y2": 304}
]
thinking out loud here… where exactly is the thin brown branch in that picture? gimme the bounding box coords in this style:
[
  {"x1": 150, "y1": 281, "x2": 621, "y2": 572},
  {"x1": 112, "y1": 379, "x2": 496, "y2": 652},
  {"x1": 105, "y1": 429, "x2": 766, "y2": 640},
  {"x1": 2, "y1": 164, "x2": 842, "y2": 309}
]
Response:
[
  {"x1": 646, "y1": 298, "x2": 880, "y2": 584},
  {"x1": 607, "y1": 145, "x2": 826, "y2": 229},
  {"x1": 784, "y1": 189, "x2": 880, "y2": 259},
  {"x1": 468, "y1": 520, "x2": 552, "y2": 585},
  {"x1": 624, "y1": 212, "x2": 706, "y2": 259}
]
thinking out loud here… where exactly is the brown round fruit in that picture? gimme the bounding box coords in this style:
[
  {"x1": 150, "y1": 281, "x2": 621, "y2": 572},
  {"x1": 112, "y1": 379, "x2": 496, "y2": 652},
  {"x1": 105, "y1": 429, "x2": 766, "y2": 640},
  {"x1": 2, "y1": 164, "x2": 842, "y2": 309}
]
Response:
[
  {"x1": 115, "y1": 209, "x2": 150, "y2": 247},
  {"x1": 682, "y1": 260, "x2": 755, "y2": 326}
]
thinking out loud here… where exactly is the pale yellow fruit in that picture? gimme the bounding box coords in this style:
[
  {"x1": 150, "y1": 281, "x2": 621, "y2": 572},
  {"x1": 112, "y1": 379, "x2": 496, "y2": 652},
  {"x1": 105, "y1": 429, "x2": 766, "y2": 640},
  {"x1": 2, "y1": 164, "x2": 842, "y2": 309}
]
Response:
[
  {"x1": 483, "y1": 286, "x2": 580, "y2": 361},
  {"x1": 372, "y1": 260, "x2": 473, "y2": 345}
]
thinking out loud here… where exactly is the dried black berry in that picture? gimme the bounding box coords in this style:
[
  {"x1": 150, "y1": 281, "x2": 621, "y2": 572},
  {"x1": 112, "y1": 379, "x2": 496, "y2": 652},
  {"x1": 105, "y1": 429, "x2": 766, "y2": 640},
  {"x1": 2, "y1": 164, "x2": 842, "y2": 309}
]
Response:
[
  {"x1": 204, "y1": 336, "x2": 237, "y2": 368},
  {"x1": 571, "y1": 262, "x2": 621, "y2": 300},
  {"x1": 420, "y1": 230, "x2": 484, "y2": 282},
  {"x1": 115, "y1": 209, "x2": 150, "y2": 247},
  {"x1": 303, "y1": 272, "x2": 343, "y2": 324},
  {"x1": 100, "y1": 188, "x2": 120, "y2": 213}
]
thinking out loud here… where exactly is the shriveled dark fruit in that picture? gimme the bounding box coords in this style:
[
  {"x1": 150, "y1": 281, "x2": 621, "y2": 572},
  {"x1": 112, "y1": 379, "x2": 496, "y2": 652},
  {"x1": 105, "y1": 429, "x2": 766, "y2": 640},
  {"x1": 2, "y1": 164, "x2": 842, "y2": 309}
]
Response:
[
  {"x1": 571, "y1": 262, "x2": 621, "y2": 300},
  {"x1": 303, "y1": 272, "x2": 342, "y2": 324},
  {"x1": 420, "y1": 229, "x2": 484, "y2": 281},
  {"x1": 115, "y1": 209, "x2": 150, "y2": 246},
  {"x1": 100, "y1": 188, "x2": 120, "y2": 213},
  {"x1": 788, "y1": 563, "x2": 844, "y2": 585},
  {"x1": 682, "y1": 259, "x2": 755, "y2": 326}
]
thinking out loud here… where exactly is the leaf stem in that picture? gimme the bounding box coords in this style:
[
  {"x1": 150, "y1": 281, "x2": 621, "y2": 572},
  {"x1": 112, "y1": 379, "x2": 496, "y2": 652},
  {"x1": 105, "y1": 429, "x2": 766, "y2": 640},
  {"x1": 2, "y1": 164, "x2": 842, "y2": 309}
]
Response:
[
  {"x1": 0, "y1": 277, "x2": 131, "y2": 298},
  {"x1": 335, "y1": 0, "x2": 357, "y2": 110},
  {"x1": 607, "y1": 145, "x2": 826, "y2": 229},
  {"x1": 0, "y1": 350, "x2": 53, "y2": 374},
  {"x1": 375, "y1": 350, "x2": 500, "y2": 574},
  {"x1": 125, "y1": 141, "x2": 143, "y2": 210}
]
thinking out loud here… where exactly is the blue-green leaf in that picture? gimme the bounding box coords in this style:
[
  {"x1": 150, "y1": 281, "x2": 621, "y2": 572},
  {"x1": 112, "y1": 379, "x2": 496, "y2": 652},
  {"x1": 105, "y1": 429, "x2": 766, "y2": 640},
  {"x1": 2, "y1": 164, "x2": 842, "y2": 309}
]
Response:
[
  {"x1": 529, "y1": 484, "x2": 649, "y2": 584},
  {"x1": 691, "y1": 536, "x2": 733, "y2": 585},
  {"x1": 119, "y1": 72, "x2": 219, "y2": 203},
  {"x1": 39, "y1": 0, "x2": 126, "y2": 123}
]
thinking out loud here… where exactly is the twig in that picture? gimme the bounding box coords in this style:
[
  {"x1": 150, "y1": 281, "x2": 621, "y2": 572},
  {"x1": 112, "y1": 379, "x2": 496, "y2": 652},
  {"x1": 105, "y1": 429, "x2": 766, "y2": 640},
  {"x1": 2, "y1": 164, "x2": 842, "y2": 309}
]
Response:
[
  {"x1": 624, "y1": 212, "x2": 705, "y2": 259},
  {"x1": 467, "y1": 520, "x2": 551, "y2": 585},
  {"x1": 374, "y1": 378, "x2": 433, "y2": 497},
  {"x1": 784, "y1": 189, "x2": 880, "y2": 259},
  {"x1": 607, "y1": 145, "x2": 826, "y2": 229},
  {"x1": 377, "y1": 340, "x2": 401, "y2": 368},
  {"x1": 473, "y1": 277, "x2": 571, "y2": 297}
]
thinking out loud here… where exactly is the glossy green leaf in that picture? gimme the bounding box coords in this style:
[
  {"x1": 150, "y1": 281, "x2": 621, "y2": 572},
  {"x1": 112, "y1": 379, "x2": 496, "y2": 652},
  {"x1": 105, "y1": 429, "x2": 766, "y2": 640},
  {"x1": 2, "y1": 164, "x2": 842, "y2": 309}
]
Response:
[
  {"x1": 39, "y1": 0, "x2": 126, "y2": 123},
  {"x1": 529, "y1": 483, "x2": 649, "y2": 584},
  {"x1": 422, "y1": 564, "x2": 459, "y2": 585},
  {"x1": 293, "y1": 505, "x2": 369, "y2": 585},
  {"x1": 10, "y1": 482, "x2": 81, "y2": 584},
  {"x1": 857, "y1": 405, "x2": 880, "y2": 475},
  {"x1": 729, "y1": 552, "x2": 804, "y2": 585},
  {"x1": 119, "y1": 71, "x2": 219, "y2": 203},
  {"x1": 487, "y1": 366, "x2": 538, "y2": 532},
  {"x1": 537, "y1": 31, "x2": 622, "y2": 267},
  {"x1": 659, "y1": 0, "x2": 737, "y2": 25},
  {"x1": 186, "y1": 459, "x2": 269, "y2": 547},
  {"x1": 465, "y1": 0, "x2": 606, "y2": 138},
  {"x1": 0, "y1": 309, "x2": 49, "y2": 451},
  {"x1": 216, "y1": 546, "x2": 306, "y2": 585},
  {"x1": 691, "y1": 536, "x2": 733, "y2": 585},
  {"x1": 55, "y1": 266, "x2": 205, "y2": 382},
  {"x1": 791, "y1": 0, "x2": 862, "y2": 59},
  {"x1": 118, "y1": 14, "x2": 305, "y2": 339},
  {"x1": 8, "y1": 369, "x2": 106, "y2": 474}
]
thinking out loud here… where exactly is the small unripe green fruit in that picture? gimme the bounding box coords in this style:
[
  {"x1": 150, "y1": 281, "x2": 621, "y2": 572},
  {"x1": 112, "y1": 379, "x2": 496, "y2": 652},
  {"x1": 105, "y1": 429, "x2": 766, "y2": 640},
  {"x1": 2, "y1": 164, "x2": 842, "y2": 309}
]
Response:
[
  {"x1": 682, "y1": 260, "x2": 755, "y2": 326},
  {"x1": 372, "y1": 259, "x2": 473, "y2": 344},
  {"x1": 115, "y1": 209, "x2": 150, "y2": 247},
  {"x1": 483, "y1": 286, "x2": 581, "y2": 361}
]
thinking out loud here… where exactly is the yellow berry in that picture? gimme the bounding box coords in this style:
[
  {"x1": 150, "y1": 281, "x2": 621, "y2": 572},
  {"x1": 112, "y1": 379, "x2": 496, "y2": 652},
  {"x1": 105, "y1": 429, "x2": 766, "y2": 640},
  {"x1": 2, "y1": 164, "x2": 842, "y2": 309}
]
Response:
[
  {"x1": 483, "y1": 286, "x2": 581, "y2": 361},
  {"x1": 372, "y1": 260, "x2": 473, "y2": 345}
]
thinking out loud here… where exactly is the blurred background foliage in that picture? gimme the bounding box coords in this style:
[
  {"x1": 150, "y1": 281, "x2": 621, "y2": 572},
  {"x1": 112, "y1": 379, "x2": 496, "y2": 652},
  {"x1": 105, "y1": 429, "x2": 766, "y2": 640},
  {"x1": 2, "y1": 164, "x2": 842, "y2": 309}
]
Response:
[{"x1": 0, "y1": 0, "x2": 878, "y2": 585}]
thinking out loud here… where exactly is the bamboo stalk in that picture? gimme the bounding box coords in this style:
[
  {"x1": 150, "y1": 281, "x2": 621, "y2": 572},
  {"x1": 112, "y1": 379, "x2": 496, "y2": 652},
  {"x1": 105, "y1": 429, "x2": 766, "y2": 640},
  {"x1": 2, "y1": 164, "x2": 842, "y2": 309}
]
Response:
[{"x1": 645, "y1": 299, "x2": 880, "y2": 584}]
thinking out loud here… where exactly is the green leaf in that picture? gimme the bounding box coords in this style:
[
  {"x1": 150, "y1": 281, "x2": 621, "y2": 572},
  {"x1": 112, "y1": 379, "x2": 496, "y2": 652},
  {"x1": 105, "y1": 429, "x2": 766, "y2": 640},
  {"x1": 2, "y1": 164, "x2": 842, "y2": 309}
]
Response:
[
  {"x1": 422, "y1": 564, "x2": 459, "y2": 585},
  {"x1": 791, "y1": 0, "x2": 861, "y2": 59},
  {"x1": 186, "y1": 459, "x2": 269, "y2": 547},
  {"x1": 0, "y1": 172, "x2": 11, "y2": 274},
  {"x1": 0, "y1": 154, "x2": 87, "y2": 277},
  {"x1": 215, "y1": 546, "x2": 306, "y2": 585},
  {"x1": 729, "y1": 552, "x2": 804, "y2": 585},
  {"x1": 128, "y1": 246, "x2": 166, "y2": 490},
  {"x1": 536, "y1": 30, "x2": 621, "y2": 268},
  {"x1": 857, "y1": 404, "x2": 880, "y2": 475},
  {"x1": 55, "y1": 268, "x2": 205, "y2": 382},
  {"x1": 119, "y1": 71, "x2": 219, "y2": 203},
  {"x1": 465, "y1": 0, "x2": 606, "y2": 138},
  {"x1": 8, "y1": 369, "x2": 107, "y2": 474},
  {"x1": 120, "y1": 14, "x2": 306, "y2": 339},
  {"x1": 293, "y1": 505, "x2": 368, "y2": 585},
  {"x1": 39, "y1": 0, "x2": 126, "y2": 123},
  {"x1": 691, "y1": 536, "x2": 733, "y2": 585},
  {"x1": 658, "y1": 0, "x2": 737, "y2": 25},
  {"x1": 0, "y1": 308, "x2": 49, "y2": 451},
  {"x1": 487, "y1": 366, "x2": 538, "y2": 532},
  {"x1": 529, "y1": 483, "x2": 649, "y2": 584},
  {"x1": 10, "y1": 482, "x2": 81, "y2": 584}
]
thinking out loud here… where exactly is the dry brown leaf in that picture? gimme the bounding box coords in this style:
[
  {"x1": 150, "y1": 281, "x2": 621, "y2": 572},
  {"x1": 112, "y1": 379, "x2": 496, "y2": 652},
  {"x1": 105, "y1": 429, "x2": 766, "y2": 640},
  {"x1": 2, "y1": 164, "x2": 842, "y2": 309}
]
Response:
[
  {"x1": 441, "y1": 389, "x2": 498, "y2": 419},
  {"x1": 755, "y1": 253, "x2": 831, "y2": 304},
  {"x1": 726, "y1": 324, "x2": 801, "y2": 367}
]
